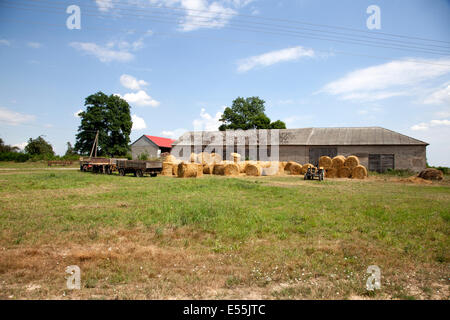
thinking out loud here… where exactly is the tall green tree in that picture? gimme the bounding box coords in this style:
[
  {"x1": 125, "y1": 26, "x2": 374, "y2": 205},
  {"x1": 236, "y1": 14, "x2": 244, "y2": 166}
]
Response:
[
  {"x1": 75, "y1": 92, "x2": 132, "y2": 156},
  {"x1": 219, "y1": 97, "x2": 286, "y2": 131},
  {"x1": 25, "y1": 136, "x2": 54, "y2": 156}
]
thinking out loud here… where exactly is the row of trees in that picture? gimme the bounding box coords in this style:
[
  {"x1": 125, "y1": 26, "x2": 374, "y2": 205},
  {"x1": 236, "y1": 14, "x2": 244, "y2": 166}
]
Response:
[{"x1": 0, "y1": 137, "x2": 78, "y2": 162}]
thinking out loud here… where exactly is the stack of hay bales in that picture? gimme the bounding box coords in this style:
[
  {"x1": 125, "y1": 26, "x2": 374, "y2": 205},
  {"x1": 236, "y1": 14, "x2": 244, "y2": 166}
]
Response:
[
  {"x1": 161, "y1": 154, "x2": 180, "y2": 177},
  {"x1": 161, "y1": 162, "x2": 174, "y2": 176},
  {"x1": 318, "y1": 155, "x2": 368, "y2": 179}
]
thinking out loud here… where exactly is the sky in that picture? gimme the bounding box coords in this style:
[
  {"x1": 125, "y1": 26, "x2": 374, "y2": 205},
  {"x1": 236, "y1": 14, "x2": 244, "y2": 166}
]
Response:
[{"x1": 0, "y1": 0, "x2": 449, "y2": 165}]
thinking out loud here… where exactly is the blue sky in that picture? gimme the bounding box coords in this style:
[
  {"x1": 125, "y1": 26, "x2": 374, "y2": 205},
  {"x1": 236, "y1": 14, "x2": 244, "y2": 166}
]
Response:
[{"x1": 0, "y1": 0, "x2": 449, "y2": 165}]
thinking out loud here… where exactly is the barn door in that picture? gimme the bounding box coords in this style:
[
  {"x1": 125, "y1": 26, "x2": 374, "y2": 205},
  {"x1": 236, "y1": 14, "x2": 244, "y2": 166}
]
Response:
[
  {"x1": 309, "y1": 147, "x2": 337, "y2": 166},
  {"x1": 369, "y1": 154, "x2": 394, "y2": 172}
]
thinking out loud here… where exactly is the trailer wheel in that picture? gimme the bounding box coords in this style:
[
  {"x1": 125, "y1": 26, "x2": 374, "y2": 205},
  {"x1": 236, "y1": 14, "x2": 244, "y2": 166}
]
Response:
[
  {"x1": 105, "y1": 167, "x2": 112, "y2": 175},
  {"x1": 150, "y1": 173, "x2": 157, "y2": 177},
  {"x1": 136, "y1": 169, "x2": 143, "y2": 177},
  {"x1": 119, "y1": 169, "x2": 125, "y2": 176}
]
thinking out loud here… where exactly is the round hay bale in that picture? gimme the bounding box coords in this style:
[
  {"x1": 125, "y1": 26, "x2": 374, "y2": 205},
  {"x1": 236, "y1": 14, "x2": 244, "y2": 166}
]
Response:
[
  {"x1": 337, "y1": 167, "x2": 352, "y2": 178},
  {"x1": 352, "y1": 165, "x2": 368, "y2": 179},
  {"x1": 418, "y1": 168, "x2": 444, "y2": 181},
  {"x1": 203, "y1": 164, "x2": 213, "y2": 174},
  {"x1": 245, "y1": 164, "x2": 262, "y2": 176},
  {"x1": 210, "y1": 153, "x2": 222, "y2": 164},
  {"x1": 161, "y1": 162, "x2": 173, "y2": 176},
  {"x1": 344, "y1": 155, "x2": 360, "y2": 169},
  {"x1": 331, "y1": 155, "x2": 346, "y2": 169},
  {"x1": 177, "y1": 162, "x2": 198, "y2": 178},
  {"x1": 224, "y1": 163, "x2": 240, "y2": 176},
  {"x1": 325, "y1": 168, "x2": 337, "y2": 178},
  {"x1": 230, "y1": 153, "x2": 241, "y2": 163},
  {"x1": 289, "y1": 163, "x2": 303, "y2": 175},
  {"x1": 301, "y1": 163, "x2": 314, "y2": 174},
  {"x1": 319, "y1": 156, "x2": 332, "y2": 169},
  {"x1": 285, "y1": 161, "x2": 300, "y2": 173},
  {"x1": 213, "y1": 164, "x2": 225, "y2": 175}
]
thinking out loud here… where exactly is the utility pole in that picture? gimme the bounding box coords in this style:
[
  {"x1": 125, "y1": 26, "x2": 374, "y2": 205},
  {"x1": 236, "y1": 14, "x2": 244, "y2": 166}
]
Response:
[{"x1": 89, "y1": 130, "x2": 99, "y2": 158}]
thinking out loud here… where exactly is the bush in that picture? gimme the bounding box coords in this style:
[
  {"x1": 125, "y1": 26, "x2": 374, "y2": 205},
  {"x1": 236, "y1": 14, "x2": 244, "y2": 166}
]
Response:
[{"x1": 0, "y1": 152, "x2": 30, "y2": 162}]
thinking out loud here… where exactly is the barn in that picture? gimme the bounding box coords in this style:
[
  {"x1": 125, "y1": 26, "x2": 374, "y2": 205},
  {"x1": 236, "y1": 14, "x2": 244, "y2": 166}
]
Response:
[
  {"x1": 130, "y1": 135, "x2": 176, "y2": 160},
  {"x1": 171, "y1": 127, "x2": 428, "y2": 172}
]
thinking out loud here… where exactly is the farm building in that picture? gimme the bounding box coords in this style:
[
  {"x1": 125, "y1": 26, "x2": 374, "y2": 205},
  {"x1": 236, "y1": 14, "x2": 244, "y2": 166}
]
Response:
[
  {"x1": 171, "y1": 127, "x2": 428, "y2": 172},
  {"x1": 130, "y1": 135, "x2": 176, "y2": 160}
]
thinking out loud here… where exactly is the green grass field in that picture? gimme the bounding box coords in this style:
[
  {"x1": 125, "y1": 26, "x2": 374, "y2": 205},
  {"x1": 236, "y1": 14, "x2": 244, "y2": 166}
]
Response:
[{"x1": 0, "y1": 168, "x2": 448, "y2": 299}]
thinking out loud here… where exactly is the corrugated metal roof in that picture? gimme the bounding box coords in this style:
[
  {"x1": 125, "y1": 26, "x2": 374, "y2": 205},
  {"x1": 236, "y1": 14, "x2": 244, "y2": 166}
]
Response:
[{"x1": 173, "y1": 127, "x2": 428, "y2": 146}]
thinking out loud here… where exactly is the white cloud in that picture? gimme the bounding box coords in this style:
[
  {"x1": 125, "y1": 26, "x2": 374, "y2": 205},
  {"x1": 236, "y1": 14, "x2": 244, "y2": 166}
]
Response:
[
  {"x1": 95, "y1": 0, "x2": 114, "y2": 12},
  {"x1": 411, "y1": 119, "x2": 450, "y2": 131},
  {"x1": 27, "y1": 42, "x2": 42, "y2": 49},
  {"x1": 0, "y1": 39, "x2": 10, "y2": 46},
  {"x1": 131, "y1": 114, "x2": 147, "y2": 130},
  {"x1": 423, "y1": 83, "x2": 450, "y2": 105},
  {"x1": 237, "y1": 46, "x2": 315, "y2": 72},
  {"x1": 192, "y1": 107, "x2": 224, "y2": 131},
  {"x1": 70, "y1": 42, "x2": 134, "y2": 63},
  {"x1": 74, "y1": 109, "x2": 83, "y2": 118},
  {"x1": 320, "y1": 58, "x2": 450, "y2": 102},
  {"x1": 13, "y1": 142, "x2": 28, "y2": 150},
  {"x1": 149, "y1": 0, "x2": 253, "y2": 32},
  {"x1": 0, "y1": 107, "x2": 35, "y2": 125},
  {"x1": 161, "y1": 128, "x2": 188, "y2": 139},
  {"x1": 120, "y1": 74, "x2": 148, "y2": 90},
  {"x1": 118, "y1": 90, "x2": 160, "y2": 107}
]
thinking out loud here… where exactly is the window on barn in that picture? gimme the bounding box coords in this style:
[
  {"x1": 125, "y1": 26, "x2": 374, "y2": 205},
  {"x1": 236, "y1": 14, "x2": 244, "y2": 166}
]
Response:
[{"x1": 369, "y1": 154, "x2": 394, "y2": 172}]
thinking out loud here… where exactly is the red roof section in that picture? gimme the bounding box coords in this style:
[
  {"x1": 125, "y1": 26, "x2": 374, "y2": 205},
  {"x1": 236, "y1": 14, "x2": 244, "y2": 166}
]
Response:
[{"x1": 145, "y1": 135, "x2": 176, "y2": 148}]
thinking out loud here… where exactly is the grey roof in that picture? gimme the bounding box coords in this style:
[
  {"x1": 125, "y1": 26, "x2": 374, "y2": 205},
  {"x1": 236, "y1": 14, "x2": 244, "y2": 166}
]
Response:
[{"x1": 173, "y1": 127, "x2": 428, "y2": 146}]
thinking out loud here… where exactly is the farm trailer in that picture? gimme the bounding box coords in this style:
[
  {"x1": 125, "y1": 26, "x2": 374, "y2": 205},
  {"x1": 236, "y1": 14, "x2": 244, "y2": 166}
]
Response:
[
  {"x1": 116, "y1": 160, "x2": 162, "y2": 177},
  {"x1": 79, "y1": 157, "x2": 125, "y2": 174}
]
